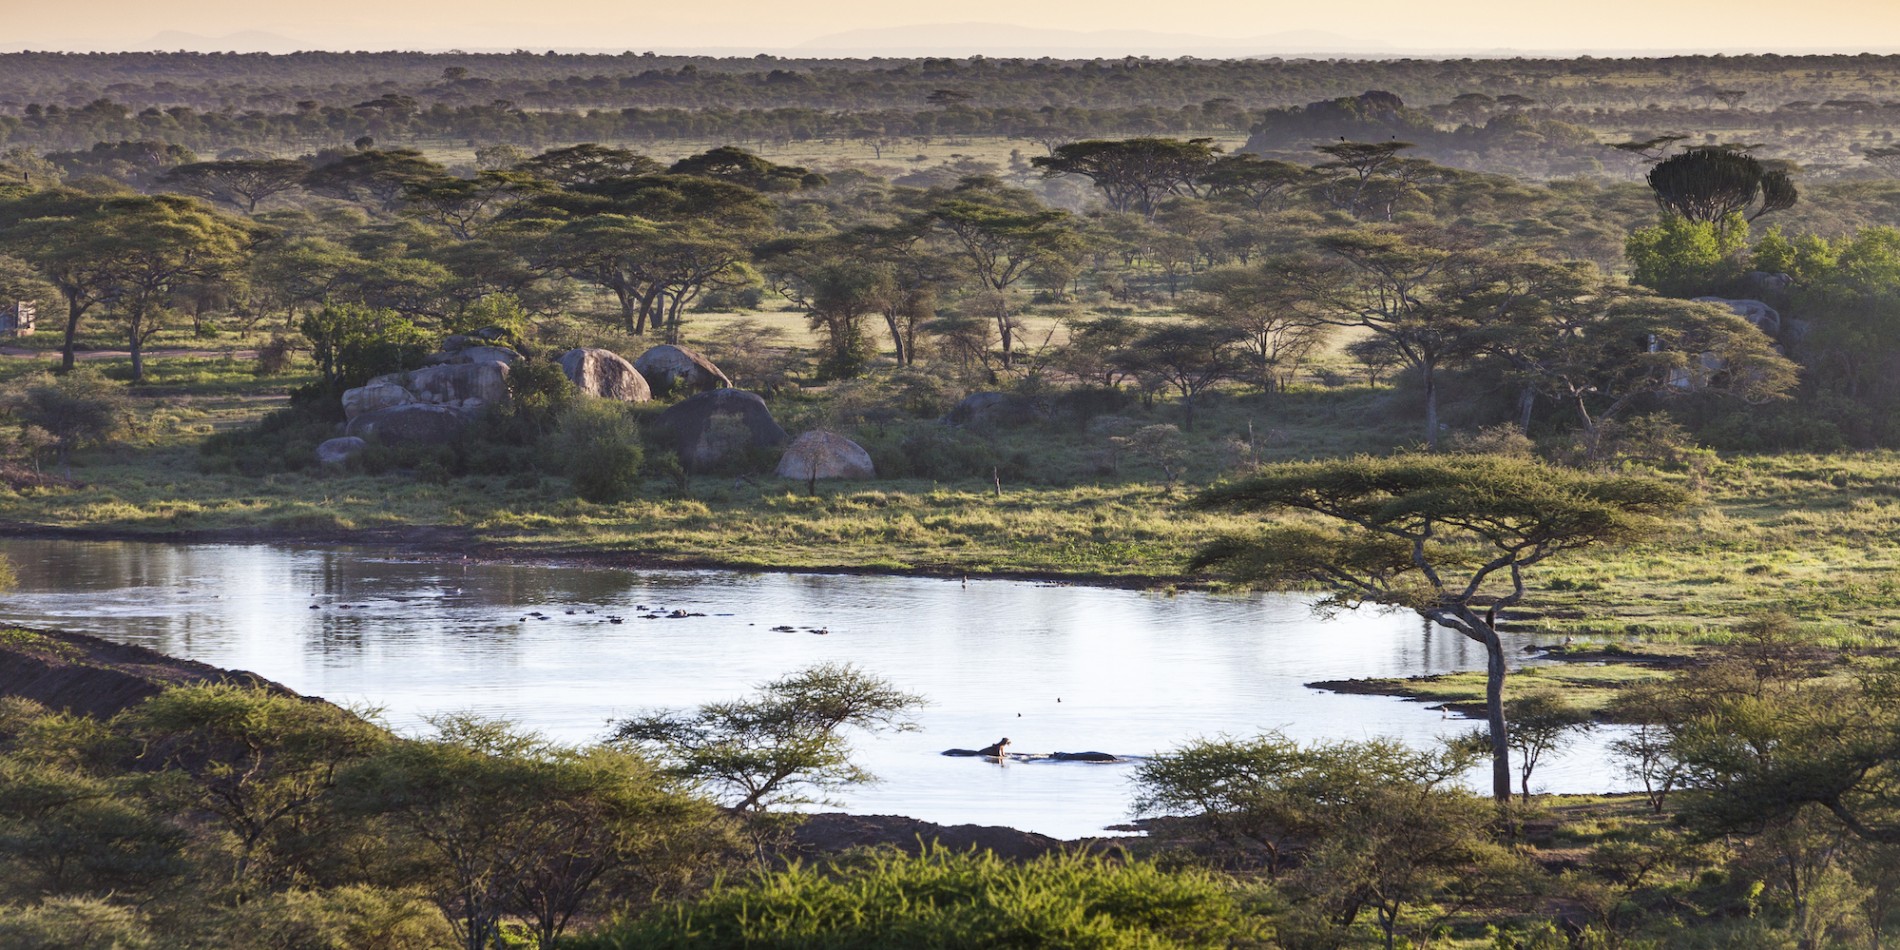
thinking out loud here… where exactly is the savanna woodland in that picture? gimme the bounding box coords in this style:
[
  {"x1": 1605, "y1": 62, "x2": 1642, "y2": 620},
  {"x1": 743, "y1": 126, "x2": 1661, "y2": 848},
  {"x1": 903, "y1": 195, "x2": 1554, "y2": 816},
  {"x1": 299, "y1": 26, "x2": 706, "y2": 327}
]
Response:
[{"x1": 7, "y1": 47, "x2": 1900, "y2": 949}]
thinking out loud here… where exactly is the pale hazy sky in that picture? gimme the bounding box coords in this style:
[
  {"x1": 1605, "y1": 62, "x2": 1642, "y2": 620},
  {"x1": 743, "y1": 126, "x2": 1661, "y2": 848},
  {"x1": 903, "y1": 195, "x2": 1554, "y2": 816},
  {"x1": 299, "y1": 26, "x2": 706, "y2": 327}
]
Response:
[{"x1": 8, "y1": 0, "x2": 1899, "y2": 54}]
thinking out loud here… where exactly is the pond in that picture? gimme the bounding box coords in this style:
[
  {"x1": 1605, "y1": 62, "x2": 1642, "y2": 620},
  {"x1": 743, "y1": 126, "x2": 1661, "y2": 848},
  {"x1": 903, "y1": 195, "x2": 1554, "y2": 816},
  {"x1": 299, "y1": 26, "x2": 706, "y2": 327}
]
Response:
[{"x1": 0, "y1": 539, "x2": 1629, "y2": 838}]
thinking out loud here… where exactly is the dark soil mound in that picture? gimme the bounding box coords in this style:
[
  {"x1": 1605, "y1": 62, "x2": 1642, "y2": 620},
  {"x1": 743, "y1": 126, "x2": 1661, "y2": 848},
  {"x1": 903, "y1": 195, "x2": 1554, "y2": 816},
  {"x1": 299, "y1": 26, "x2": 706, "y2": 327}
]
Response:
[
  {"x1": 0, "y1": 626, "x2": 295, "y2": 720},
  {"x1": 789, "y1": 813, "x2": 1075, "y2": 861}
]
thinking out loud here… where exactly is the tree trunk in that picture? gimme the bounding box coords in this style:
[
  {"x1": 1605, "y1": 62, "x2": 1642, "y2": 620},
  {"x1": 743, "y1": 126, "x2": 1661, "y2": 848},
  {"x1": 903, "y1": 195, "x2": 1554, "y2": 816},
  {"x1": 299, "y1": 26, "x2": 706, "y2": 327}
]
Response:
[
  {"x1": 62, "y1": 294, "x2": 84, "y2": 373},
  {"x1": 1422, "y1": 361, "x2": 1439, "y2": 449},
  {"x1": 1517, "y1": 384, "x2": 1536, "y2": 434},
  {"x1": 1483, "y1": 624, "x2": 1511, "y2": 803},
  {"x1": 615, "y1": 287, "x2": 638, "y2": 333},
  {"x1": 883, "y1": 313, "x2": 908, "y2": 366},
  {"x1": 996, "y1": 306, "x2": 1014, "y2": 370},
  {"x1": 128, "y1": 310, "x2": 146, "y2": 382}
]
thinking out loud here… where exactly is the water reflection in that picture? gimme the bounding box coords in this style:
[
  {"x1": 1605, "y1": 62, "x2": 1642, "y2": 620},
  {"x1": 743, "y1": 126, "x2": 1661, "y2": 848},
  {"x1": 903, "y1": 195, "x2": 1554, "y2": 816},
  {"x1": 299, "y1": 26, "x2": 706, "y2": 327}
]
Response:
[{"x1": 0, "y1": 539, "x2": 1629, "y2": 837}]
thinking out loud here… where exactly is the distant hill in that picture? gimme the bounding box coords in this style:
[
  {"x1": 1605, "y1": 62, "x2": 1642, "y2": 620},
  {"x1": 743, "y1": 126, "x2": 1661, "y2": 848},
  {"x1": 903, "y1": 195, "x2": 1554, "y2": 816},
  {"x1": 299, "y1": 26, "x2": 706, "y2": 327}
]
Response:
[{"x1": 793, "y1": 23, "x2": 1391, "y2": 58}]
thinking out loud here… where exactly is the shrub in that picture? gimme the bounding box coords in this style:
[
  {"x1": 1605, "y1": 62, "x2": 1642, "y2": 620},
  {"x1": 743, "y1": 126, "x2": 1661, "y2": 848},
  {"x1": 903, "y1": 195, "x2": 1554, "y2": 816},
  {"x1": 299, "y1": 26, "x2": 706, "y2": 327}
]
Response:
[
  {"x1": 210, "y1": 886, "x2": 451, "y2": 950},
  {"x1": 1448, "y1": 424, "x2": 1534, "y2": 457},
  {"x1": 551, "y1": 401, "x2": 645, "y2": 503},
  {"x1": 1, "y1": 369, "x2": 132, "y2": 469},
  {"x1": 571, "y1": 847, "x2": 1266, "y2": 950},
  {"x1": 255, "y1": 335, "x2": 299, "y2": 376},
  {"x1": 0, "y1": 896, "x2": 153, "y2": 950},
  {"x1": 889, "y1": 427, "x2": 1000, "y2": 480},
  {"x1": 298, "y1": 303, "x2": 432, "y2": 394}
]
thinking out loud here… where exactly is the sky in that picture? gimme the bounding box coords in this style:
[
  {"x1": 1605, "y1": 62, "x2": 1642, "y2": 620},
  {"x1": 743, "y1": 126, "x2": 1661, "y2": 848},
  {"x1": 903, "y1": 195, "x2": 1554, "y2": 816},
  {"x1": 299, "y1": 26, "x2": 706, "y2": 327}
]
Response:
[{"x1": 6, "y1": 0, "x2": 1900, "y2": 56}]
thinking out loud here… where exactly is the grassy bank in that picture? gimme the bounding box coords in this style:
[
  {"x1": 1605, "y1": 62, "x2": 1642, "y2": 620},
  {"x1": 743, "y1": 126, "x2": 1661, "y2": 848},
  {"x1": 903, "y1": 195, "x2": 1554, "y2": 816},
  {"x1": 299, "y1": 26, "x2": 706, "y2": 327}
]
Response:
[{"x1": 7, "y1": 352, "x2": 1900, "y2": 644}]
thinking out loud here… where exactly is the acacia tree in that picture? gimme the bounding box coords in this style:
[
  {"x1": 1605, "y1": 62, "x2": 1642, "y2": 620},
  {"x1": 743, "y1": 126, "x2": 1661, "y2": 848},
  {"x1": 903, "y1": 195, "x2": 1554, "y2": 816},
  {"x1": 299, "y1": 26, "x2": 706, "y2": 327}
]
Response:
[
  {"x1": 612, "y1": 663, "x2": 923, "y2": 818},
  {"x1": 1645, "y1": 146, "x2": 1797, "y2": 230},
  {"x1": 1030, "y1": 137, "x2": 1222, "y2": 218},
  {"x1": 301, "y1": 148, "x2": 446, "y2": 211},
  {"x1": 400, "y1": 170, "x2": 550, "y2": 240},
  {"x1": 645, "y1": 230, "x2": 753, "y2": 345},
  {"x1": 341, "y1": 716, "x2": 724, "y2": 950},
  {"x1": 1190, "y1": 455, "x2": 1689, "y2": 801},
  {"x1": 1189, "y1": 265, "x2": 1333, "y2": 393},
  {"x1": 0, "y1": 192, "x2": 251, "y2": 378},
  {"x1": 761, "y1": 245, "x2": 881, "y2": 381},
  {"x1": 158, "y1": 158, "x2": 307, "y2": 214},
  {"x1": 926, "y1": 193, "x2": 1079, "y2": 369},
  {"x1": 541, "y1": 214, "x2": 665, "y2": 333},
  {"x1": 1312, "y1": 141, "x2": 1437, "y2": 220},
  {"x1": 0, "y1": 190, "x2": 123, "y2": 371},
  {"x1": 1494, "y1": 291, "x2": 1797, "y2": 451},
  {"x1": 517, "y1": 143, "x2": 661, "y2": 186},
  {"x1": 118, "y1": 684, "x2": 387, "y2": 895},
  {"x1": 1866, "y1": 146, "x2": 1900, "y2": 177},
  {"x1": 1200, "y1": 154, "x2": 1312, "y2": 216},
  {"x1": 1110, "y1": 322, "x2": 1247, "y2": 431},
  {"x1": 94, "y1": 195, "x2": 254, "y2": 381},
  {"x1": 1281, "y1": 228, "x2": 1486, "y2": 448}
]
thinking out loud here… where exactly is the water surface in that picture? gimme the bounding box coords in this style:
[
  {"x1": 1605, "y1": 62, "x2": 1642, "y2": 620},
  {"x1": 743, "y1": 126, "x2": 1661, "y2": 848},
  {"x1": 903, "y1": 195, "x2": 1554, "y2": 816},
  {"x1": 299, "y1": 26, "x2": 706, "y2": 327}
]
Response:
[{"x1": 0, "y1": 539, "x2": 1625, "y2": 837}]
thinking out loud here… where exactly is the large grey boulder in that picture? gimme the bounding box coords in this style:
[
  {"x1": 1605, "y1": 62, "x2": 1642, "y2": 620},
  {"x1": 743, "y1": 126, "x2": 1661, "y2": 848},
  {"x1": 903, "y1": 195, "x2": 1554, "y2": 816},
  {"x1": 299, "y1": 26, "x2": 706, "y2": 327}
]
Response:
[
  {"x1": 636, "y1": 344, "x2": 730, "y2": 397},
  {"x1": 653, "y1": 389, "x2": 787, "y2": 473},
  {"x1": 315, "y1": 436, "x2": 368, "y2": 466},
  {"x1": 345, "y1": 404, "x2": 472, "y2": 444},
  {"x1": 775, "y1": 430, "x2": 875, "y2": 481},
  {"x1": 367, "y1": 362, "x2": 511, "y2": 410},
  {"x1": 340, "y1": 382, "x2": 414, "y2": 421},
  {"x1": 558, "y1": 347, "x2": 651, "y2": 402},
  {"x1": 944, "y1": 392, "x2": 1047, "y2": 429},
  {"x1": 1693, "y1": 297, "x2": 1782, "y2": 337}
]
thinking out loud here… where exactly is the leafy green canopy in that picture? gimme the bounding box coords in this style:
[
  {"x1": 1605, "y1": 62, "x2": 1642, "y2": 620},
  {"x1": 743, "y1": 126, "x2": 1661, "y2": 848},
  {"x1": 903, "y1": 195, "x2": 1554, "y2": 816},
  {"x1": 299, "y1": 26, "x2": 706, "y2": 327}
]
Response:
[
  {"x1": 612, "y1": 663, "x2": 923, "y2": 814},
  {"x1": 1190, "y1": 454, "x2": 1690, "y2": 616}
]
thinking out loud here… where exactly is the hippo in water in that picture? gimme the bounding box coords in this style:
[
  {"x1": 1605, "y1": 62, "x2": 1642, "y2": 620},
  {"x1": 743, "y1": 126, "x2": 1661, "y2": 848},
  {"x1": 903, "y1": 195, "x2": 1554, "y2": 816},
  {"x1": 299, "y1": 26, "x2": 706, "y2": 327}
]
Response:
[{"x1": 942, "y1": 738, "x2": 1011, "y2": 758}]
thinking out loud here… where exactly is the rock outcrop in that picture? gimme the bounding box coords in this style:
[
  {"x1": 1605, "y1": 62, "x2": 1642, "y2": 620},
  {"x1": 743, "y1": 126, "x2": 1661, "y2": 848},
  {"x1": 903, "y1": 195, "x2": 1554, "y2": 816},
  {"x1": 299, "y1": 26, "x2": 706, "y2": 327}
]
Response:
[
  {"x1": 652, "y1": 389, "x2": 787, "y2": 473},
  {"x1": 636, "y1": 344, "x2": 730, "y2": 396},
  {"x1": 342, "y1": 363, "x2": 510, "y2": 421},
  {"x1": 1692, "y1": 297, "x2": 1782, "y2": 337},
  {"x1": 775, "y1": 430, "x2": 876, "y2": 480},
  {"x1": 558, "y1": 347, "x2": 651, "y2": 402},
  {"x1": 339, "y1": 361, "x2": 511, "y2": 445},
  {"x1": 340, "y1": 381, "x2": 413, "y2": 420},
  {"x1": 345, "y1": 404, "x2": 473, "y2": 444},
  {"x1": 380, "y1": 363, "x2": 511, "y2": 409},
  {"x1": 315, "y1": 436, "x2": 368, "y2": 466}
]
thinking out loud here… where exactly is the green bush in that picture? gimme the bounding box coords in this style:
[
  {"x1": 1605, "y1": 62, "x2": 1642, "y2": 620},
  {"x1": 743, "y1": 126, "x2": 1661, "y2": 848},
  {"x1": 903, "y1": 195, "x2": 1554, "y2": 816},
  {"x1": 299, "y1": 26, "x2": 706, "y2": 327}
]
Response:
[
  {"x1": 0, "y1": 897, "x2": 153, "y2": 950},
  {"x1": 210, "y1": 886, "x2": 451, "y2": 950},
  {"x1": 571, "y1": 847, "x2": 1268, "y2": 950},
  {"x1": 298, "y1": 303, "x2": 433, "y2": 394},
  {"x1": 551, "y1": 400, "x2": 645, "y2": 503}
]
